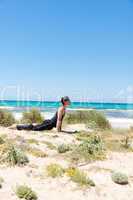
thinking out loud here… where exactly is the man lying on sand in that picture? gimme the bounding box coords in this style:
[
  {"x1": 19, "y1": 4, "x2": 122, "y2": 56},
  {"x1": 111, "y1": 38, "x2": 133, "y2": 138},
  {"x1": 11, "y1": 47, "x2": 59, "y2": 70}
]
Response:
[{"x1": 16, "y1": 96, "x2": 76, "y2": 133}]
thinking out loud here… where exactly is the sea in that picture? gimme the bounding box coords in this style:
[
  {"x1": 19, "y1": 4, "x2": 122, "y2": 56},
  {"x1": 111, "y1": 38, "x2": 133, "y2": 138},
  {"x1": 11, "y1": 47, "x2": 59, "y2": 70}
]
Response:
[{"x1": 0, "y1": 100, "x2": 133, "y2": 120}]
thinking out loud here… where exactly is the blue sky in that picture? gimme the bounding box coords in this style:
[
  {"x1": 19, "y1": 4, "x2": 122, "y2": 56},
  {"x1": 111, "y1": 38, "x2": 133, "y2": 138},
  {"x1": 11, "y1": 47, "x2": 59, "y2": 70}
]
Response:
[{"x1": 0, "y1": 0, "x2": 133, "y2": 102}]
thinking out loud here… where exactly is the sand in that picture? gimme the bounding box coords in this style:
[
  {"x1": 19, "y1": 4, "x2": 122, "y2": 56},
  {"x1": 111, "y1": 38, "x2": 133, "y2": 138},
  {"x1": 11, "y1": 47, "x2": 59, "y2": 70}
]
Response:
[{"x1": 0, "y1": 124, "x2": 133, "y2": 200}]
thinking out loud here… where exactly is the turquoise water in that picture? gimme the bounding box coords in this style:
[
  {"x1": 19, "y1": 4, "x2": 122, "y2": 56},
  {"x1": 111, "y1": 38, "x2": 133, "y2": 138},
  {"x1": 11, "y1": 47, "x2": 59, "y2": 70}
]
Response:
[
  {"x1": 1, "y1": 100, "x2": 133, "y2": 119},
  {"x1": 1, "y1": 100, "x2": 133, "y2": 110}
]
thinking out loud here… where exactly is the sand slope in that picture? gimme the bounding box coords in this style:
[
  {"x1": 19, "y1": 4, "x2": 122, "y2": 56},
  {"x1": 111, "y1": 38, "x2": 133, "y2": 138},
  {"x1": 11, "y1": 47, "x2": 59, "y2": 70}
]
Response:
[{"x1": 0, "y1": 127, "x2": 133, "y2": 200}]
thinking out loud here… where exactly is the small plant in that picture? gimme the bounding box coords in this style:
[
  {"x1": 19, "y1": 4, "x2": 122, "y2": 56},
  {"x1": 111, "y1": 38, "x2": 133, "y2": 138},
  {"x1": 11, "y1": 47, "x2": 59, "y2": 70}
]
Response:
[
  {"x1": 46, "y1": 163, "x2": 64, "y2": 178},
  {"x1": 0, "y1": 109, "x2": 15, "y2": 127},
  {"x1": 0, "y1": 144, "x2": 29, "y2": 166},
  {"x1": 16, "y1": 185, "x2": 37, "y2": 200},
  {"x1": 21, "y1": 108, "x2": 44, "y2": 124},
  {"x1": 27, "y1": 147, "x2": 47, "y2": 158},
  {"x1": 70, "y1": 134, "x2": 106, "y2": 163},
  {"x1": 57, "y1": 144, "x2": 70, "y2": 153},
  {"x1": 66, "y1": 167, "x2": 95, "y2": 187},
  {"x1": 112, "y1": 172, "x2": 129, "y2": 185}
]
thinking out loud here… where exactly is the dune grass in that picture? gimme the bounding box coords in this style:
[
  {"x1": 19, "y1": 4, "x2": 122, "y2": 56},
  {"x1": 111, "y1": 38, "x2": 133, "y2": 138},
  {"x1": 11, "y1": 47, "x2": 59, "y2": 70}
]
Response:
[
  {"x1": 0, "y1": 109, "x2": 15, "y2": 127},
  {"x1": 0, "y1": 143, "x2": 29, "y2": 166},
  {"x1": 64, "y1": 110, "x2": 111, "y2": 130},
  {"x1": 69, "y1": 134, "x2": 106, "y2": 163},
  {"x1": 66, "y1": 167, "x2": 95, "y2": 187},
  {"x1": 21, "y1": 108, "x2": 44, "y2": 124}
]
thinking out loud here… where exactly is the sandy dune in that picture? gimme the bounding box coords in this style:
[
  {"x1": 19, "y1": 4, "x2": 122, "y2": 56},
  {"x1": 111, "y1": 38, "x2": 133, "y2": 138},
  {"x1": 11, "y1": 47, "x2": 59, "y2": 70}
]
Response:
[{"x1": 0, "y1": 125, "x2": 133, "y2": 200}]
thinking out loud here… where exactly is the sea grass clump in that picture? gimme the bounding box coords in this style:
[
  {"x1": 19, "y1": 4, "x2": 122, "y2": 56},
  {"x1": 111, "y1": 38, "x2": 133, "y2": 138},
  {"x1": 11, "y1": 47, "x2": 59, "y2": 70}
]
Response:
[
  {"x1": 66, "y1": 167, "x2": 95, "y2": 187},
  {"x1": 64, "y1": 110, "x2": 111, "y2": 130},
  {"x1": 21, "y1": 108, "x2": 44, "y2": 124},
  {"x1": 0, "y1": 144, "x2": 29, "y2": 166},
  {"x1": 0, "y1": 109, "x2": 15, "y2": 127},
  {"x1": 70, "y1": 134, "x2": 106, "y2": 163}
]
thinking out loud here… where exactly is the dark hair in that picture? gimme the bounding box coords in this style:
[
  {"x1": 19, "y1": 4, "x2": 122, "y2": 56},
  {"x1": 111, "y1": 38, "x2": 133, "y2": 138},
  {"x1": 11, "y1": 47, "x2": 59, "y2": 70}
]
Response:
[
  {"x1": 61, "y1": 96, "x2": 70, "y2": 105},
  {"x1": 61, "y1": 97, "x2": 64, "y2": 105}
]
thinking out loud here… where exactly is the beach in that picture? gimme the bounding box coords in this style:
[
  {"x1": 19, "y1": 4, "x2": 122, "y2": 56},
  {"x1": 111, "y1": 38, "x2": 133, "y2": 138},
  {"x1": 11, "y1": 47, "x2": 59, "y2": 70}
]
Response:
[
  {"x1": 0, "y1": 124, "x2": 133, "y2": 200},
  {"x1": 1, "y1": 100, "x2": 133, "y2": 129},
  {"x1": 0, "y1": 104, "x2": 133, "y2": 200}
]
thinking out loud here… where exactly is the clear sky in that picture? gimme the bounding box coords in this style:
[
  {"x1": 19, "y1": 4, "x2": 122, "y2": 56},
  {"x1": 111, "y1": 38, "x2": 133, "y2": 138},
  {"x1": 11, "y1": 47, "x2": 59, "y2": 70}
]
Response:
[{"x1": 0, "y1": 0, "x2": 133, "y2": 102}]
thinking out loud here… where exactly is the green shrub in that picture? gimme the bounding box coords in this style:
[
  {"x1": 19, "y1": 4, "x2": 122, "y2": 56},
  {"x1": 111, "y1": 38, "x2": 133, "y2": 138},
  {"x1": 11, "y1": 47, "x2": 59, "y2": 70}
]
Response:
[
  {"x1": 112, "y1": 172, "x2": 129, "y2": 185},
  {"x1": 46, "y1": 163, "x2": 64, "y2": 178},
  {"x1": 70, "y1": 135, "x2": 106, "y2": 163},
  {"x1": 0, "y1": 144, "x2": 29, "y2": 166},
  {"x1": 21, "y1": 108, "x2": 44, "y2": 124},
  {"x1": 64, "y1": 110, "x2": 111, "y2": 130},
  {"x1": 0, "y1": 109, "x2": 15, "y2": 127},
  {"x1": 66, "y1": 167, "x2": 95, "y2": 187},
  {"x1": 16, "y1": 185, "x2": 37, "y2": 200},
  {"x1": 57, "y1": 144, "x2": 70, "y2": 153}
]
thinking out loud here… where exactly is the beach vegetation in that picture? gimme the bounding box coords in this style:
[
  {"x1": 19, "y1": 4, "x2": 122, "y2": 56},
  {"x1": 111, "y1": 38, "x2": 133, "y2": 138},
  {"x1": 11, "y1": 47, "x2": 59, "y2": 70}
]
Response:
[
  {"x1": 64, "y1": 110, "x2": 111, "y2": 130},
  {"x1": 46, "y1": 163, "x2": 64, "y2": 178},
  {"x1": 0, "y1": 144, "x2": 29, "y2": 166},
  {"x1": 16, "y1": 185, "x2": 37, "y2": 200},
  {"x1": 57, "y1": 144, "x2": 70, "y2": 153},
  {"x1": 66, "y1": 167, "x2": 95, "y2": 187},
  {"x1": 21, "y1": 108, "x2": 44, "y2": 124},
  {"x1": 111, "y1": 172, "x2": 129, "y2": 185},
  {"x1": 26, "y1": 147, "x2": 47, "y2": 158},
  {"x1": 69, "y1": 134, "x2": 106, "y2": 163},
  {"x1": 0, "y1": 109, "x2": 15, "y2": 127}
]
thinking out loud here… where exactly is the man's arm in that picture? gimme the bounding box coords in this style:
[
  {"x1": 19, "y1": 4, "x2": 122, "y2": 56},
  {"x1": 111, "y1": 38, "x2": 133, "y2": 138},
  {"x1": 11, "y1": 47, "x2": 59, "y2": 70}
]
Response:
[{"x1": 56, "y1": 108, "x2": 64, "y2": 132}]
